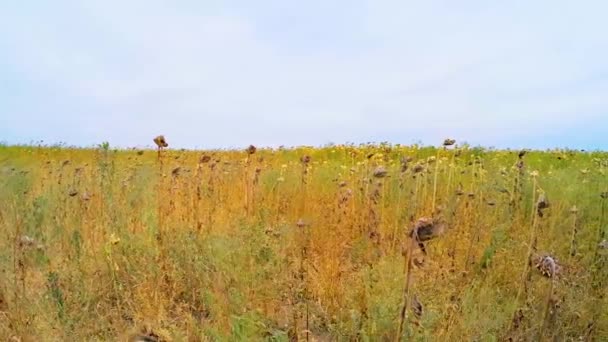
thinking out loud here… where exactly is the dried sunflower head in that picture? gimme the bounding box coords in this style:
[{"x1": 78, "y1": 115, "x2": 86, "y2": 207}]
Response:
[
  {"x1": 409, "y1": 217, "x2": 445, "y2": 242},
  {"x1": 443, "y1": 138, "x2": 456, "y2": 146},
  {"x1": 373, "y1": 166, "x2": 388, "y2": 178},
  {"x1": 534, "y1": 254, "x2": 560, "y2": 278},
  {"x1": 153, "y1": 135, "x2": 168, "y2": 148}
]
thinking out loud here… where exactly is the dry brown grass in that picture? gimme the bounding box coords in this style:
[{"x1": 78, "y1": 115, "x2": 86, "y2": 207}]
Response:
[{"x1": 0, "y1": 142, "x2": 606, "y2": 340}]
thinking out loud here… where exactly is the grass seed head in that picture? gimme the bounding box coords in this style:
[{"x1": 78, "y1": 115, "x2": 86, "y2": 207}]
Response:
[{"x1": 246, "y1": 145, "x2": 257, "y2": 155}]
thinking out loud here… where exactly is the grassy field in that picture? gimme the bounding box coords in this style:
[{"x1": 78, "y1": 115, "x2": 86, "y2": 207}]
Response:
[{"x1": 0, "y1": 141, "x2": 606, "y2": 341}]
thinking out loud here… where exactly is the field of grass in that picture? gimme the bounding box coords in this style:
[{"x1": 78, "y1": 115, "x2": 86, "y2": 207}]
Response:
[{"x1": 0, "y1": 141, "x2": 607, "y2": 341}]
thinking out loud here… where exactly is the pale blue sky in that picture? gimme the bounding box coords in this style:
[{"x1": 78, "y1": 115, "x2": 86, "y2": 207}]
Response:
[{"x1": 1, "y1": 1, "x2": 607, "y2": 149}]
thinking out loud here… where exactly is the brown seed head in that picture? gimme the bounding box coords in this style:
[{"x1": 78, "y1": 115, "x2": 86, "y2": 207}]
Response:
[
  {"x1": 400, "y1": 157, "x2": 410, "y2": 172},
  {"x1": 246, "y1": 145, "x2": 257, "y2": 155},
  {"x1": 301, "y1": 155, "x2": 311, "y2": 164},
  {"x1": 200, "y1": 155, "x2": 211, "y2": 163},
  {"x1": 537, "y1": 193, "x2": 549, "y2": 209},
  {"x1": 153, "y1": 135, "x2": 168, "y2": 148},
  {"x1": 373, "y1": 166, "x2": 388, "y2": 178},
  {"x1": 409, "y1": 217, "x2": 445, "y2": 242},
  {"x1": 443, "y1": 138, "x2": 456, "y2": 146},
  {"x1": 534, "y1": 254, "x2": 560, "y2": 278}
]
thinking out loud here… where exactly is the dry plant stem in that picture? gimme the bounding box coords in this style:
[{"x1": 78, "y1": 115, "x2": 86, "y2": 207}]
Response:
[
  {"x1": 593, "y1": 196, "x2": 606, "y2": 265},
  {"x1": 155, "y1": 146, "x2": 165, "y2": 311},
  {"x1": 513, "y1": 176, "x2": 538, "y2": 322},
  {"x1": 245, "y1": 155, "x2": 251, "y2": 217},
  {"x1": 392, "y1": 173, "x2": 406, "y2": 251},
  {"x1": 195, "y1": 164, "x2": 202, "y2": 231},
  {"x1": 431, "y1": 148, "x2": 441, "y2": 213},
  {"x1": 12, "y1": 203, "x2": 22, "y2": 326},
  {"x1": 413, "y1": 175, "x2": 422, "y2": 220},
  {"x1": 301, "y1": 230, "x2": 310, "y2": 342},
  {"x1": 300, "y1": 161, "x2": 310, "y2": 342},
  {"x1": 445, "y1": 149, "x2": 456, "y2": 201},
  {"x1": 569, "y1": 210, "x2": 578, "y2": 261},
  {"x1": 157, "y1": 147, "x2": 165, "y2": 240},
  {"x1": 538, "y1": 279, "x2": 555, "y2": 342},
  {"x1": 396, "y1": 235, "x2": 416, "y2": 342}
]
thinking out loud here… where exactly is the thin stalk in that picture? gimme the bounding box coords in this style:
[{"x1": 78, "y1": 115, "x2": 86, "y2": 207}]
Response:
[
  {"x1": 513, "y1": 176, "x2": 538, "y2": 325},
  {"x1": 538, "y1": 279, "x2": 555, "y2": 341},
  {"x1": 396, "y1": 235, "x2": 416, "y2": 342},
  {"x1": 431, "y1": 149, "x2": 441, "y2": 213}
]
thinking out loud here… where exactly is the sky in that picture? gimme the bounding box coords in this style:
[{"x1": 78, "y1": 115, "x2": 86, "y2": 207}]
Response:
[{"x1": 1, "y1": 1, "x2": 607, "y2": 150}]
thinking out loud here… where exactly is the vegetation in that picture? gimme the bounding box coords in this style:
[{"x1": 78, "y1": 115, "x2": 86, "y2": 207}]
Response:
[{"x1": 0, "y1": 140, "x2": 606, "y2": 341}]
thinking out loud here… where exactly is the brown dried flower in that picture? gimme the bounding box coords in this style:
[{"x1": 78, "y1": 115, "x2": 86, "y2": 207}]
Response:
[
  {"x1": 537, "y1": 193, "x2": 550, "y2": 217},
  {"x1": 200, "y1": 155, "x2": 211, "y2": 163},
  {"x1": 409, "y1": 217, "x2": 445, "y2": 242},
  {"x1": 534, "y1": 254, "x2": 560, "y2": 278},
  {"x1": 518, "y1": 150, "x2": 527, "y2": 159},
  {"x1": 443, "y1": 138, "x2": 456, "y2": 146},
  {"x1": 153, "y1": 135, "x2": 168, "y2": 148},
  {"x1": 373, "y1": 166, "x2": 388, "y2": 178}
]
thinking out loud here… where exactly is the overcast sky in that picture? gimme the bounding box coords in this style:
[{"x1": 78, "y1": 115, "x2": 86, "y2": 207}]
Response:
[{"x1": 1, "y1": 1, "x2": 607, "y2": 150}]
